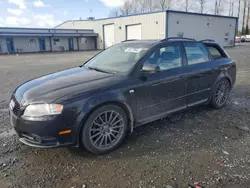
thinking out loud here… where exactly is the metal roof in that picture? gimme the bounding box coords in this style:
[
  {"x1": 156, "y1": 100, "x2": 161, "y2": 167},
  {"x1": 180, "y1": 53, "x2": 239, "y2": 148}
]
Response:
[
  {"x1": 56, "y1": 9, "x2": 238, "y2": 28},
  {"x1": 0, "y1": 27, "x2": 93, "y2": 31},
  {"x1": 0, "y1": 27, "x2": 97, "y2": 37}
]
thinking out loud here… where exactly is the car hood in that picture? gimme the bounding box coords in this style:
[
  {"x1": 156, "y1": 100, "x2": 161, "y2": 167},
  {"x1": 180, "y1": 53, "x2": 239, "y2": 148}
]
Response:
[{"x1": 14, "y1": 67, "x2": 115, "y2": 105}]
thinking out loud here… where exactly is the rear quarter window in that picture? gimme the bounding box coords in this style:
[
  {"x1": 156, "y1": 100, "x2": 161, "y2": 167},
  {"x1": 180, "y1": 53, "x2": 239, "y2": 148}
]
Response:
[{"x1": 205, "y1": 45, "x2": 228, "y2": 60}]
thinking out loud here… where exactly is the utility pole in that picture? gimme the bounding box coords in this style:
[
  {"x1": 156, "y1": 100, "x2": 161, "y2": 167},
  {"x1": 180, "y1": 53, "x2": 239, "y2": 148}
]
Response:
[
  {"x1": 242, "y1": 0, "x2": 247, "y2": 34},
  {"x1": 229, "y1": 0, "x2": 232, "y2": 16},
  {"x1": 232, "y1": 2, "x2": 234, "y2": 16},
  {"x1": 214, "y1": 0, "x2": 217, "y2": 14}
]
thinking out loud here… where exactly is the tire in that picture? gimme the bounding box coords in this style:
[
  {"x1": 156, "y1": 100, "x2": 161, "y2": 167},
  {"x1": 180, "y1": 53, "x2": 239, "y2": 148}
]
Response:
[
  {"x1": 81, "y1": 105, "x2": 128, "y2": 155},
  {"x1": 210, "y1": 78, "x2": 231, "y2": 109}
]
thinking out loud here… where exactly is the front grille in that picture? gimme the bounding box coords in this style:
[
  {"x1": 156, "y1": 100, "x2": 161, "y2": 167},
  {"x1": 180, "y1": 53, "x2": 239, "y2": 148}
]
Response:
[
  {"x1": 11, "y1": 97, "x2": 21, "y2": 116},
  {"x1": 12, "y1": 102, "x2": 20, "y2": 116}
]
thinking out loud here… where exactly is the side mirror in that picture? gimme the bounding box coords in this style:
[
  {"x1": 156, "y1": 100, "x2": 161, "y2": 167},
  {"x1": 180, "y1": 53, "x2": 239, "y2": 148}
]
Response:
[{"x1": 141, "y1": 64, "x2": 160, "y2": 74}]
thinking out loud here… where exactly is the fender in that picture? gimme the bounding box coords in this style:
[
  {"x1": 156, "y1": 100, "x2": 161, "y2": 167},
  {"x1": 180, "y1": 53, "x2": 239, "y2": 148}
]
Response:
[
  {"x1": 207, "y1": 69, "x2": 233, "y2": 104},
  {"x1": 74, "y1": 91, "x2": 135, "y2": 147},
  {"x1": 214, "y1": 68, "x2": 233, "y2": 87}
]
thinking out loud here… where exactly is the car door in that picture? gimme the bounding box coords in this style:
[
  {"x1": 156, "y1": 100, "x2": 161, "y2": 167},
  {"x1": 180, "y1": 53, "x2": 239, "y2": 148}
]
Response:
[
  {"x1": 135, "y1": 43, "x2": 188, "y2": 124},
  {"x1": 183, "y1": 42, "x2": 220, "y2": 106}
]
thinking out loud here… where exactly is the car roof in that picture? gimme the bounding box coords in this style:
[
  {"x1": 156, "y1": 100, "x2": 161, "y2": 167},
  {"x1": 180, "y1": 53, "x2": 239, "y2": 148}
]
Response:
[
  {"x1": 121, "y1": 38, "x2": 219, "y2": 47},
  {"x1": 121, "y1": 40, "x2": 160, "y2": 47}
]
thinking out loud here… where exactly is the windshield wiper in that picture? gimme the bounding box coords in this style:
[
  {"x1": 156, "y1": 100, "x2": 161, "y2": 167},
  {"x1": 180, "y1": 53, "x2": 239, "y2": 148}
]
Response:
[{"x1": 85, "y1": 66, "x2": 116, "y2": 74}]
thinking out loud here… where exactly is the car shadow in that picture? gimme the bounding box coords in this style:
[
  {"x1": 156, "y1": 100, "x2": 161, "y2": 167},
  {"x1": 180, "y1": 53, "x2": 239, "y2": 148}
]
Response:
[{"x1": 68, "y1": 102, "x2": 247, "y2": 159}]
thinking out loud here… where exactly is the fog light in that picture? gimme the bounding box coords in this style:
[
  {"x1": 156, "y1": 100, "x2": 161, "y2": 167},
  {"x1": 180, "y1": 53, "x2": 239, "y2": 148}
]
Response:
[{"x1": 34, "y1": 135, "x2": 42, "y2": 143}]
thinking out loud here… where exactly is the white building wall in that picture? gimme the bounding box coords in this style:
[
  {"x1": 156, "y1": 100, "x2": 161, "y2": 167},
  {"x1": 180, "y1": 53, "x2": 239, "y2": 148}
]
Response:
[
  {"x1": 13, "y1": 37, "x2": 40, "y2": 52},
  {"x1": 45, "y1": 38, "x2": 51, "y2": 51},
  {"x1": 1, "y1": 37, "x2": 55, "y2": 53},
  {"x1": 0, "y1": 37, "x2": 7, "y2": 53},
  {"x1": 0, "y1": 28, "x2": 97, "y2": 53},
  {"x1": 167, "y1": 12, "x2": 237, "y2": 46},
  {"x1": 78, "y1": 37, "x2": 96, "y2": 50},
  {"x1": 50, "y1": 37, "x2": 96, "y2": 51},
  {"x1": 57, "y1": 12, "x2": 166, "y2": 49},
  {"x1": 73, "y1": 38, "x2": 78, "y2": 50},
  {"x1": 51, "y1": 37, "x2": 69, "y2": 51},
  {"x1": 0, "y1": 36, "x2": 96, "y2": 53}
]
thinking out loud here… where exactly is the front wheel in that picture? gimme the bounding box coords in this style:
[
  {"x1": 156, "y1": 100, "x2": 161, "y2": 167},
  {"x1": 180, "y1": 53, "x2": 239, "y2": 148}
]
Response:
[
  {"x1": 81, "y1": 105, "x2": 128, "y2": 155},
  {"x1": 211, "y1": 79, "x2": 231, "y2": 109}
]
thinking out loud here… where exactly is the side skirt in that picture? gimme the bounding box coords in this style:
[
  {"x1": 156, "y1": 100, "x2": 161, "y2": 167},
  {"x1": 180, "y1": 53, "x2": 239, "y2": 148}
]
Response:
[{"x1": 134, "y1": 98, "x2": 209, "y2": 128}]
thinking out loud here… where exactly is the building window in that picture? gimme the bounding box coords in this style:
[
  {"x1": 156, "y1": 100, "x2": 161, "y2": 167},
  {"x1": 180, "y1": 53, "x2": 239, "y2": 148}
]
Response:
[
  {"x1": 224, "y1": 32, "x2": 229, "y2": 42},
  {"x1": 53, "y1": 38, "x2": 60, "y2": 45},
  {"x1": 29, "y1": 39, "x2": 37, "y2": 46}
]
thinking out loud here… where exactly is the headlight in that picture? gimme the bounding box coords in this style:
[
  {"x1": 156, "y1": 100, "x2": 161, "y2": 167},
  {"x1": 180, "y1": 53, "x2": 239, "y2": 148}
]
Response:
[{"x1": 23, "y1": 104, "x2": 63, "y2": 117}]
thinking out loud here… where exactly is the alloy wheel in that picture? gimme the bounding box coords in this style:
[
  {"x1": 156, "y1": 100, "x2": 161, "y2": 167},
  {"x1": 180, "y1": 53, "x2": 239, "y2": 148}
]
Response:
[
  {"x1": 89, "y1": 110, "x2": 125, "y2": 150},
  {"x1": 214, "y1": 79, "x2": 230, "y2": 106}
]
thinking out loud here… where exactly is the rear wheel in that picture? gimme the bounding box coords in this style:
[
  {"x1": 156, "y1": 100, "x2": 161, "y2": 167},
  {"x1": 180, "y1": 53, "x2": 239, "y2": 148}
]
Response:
[
  {"x1": 211, "y1": 79, "x2": 231, "y2": 109},
  {"x1": 81, "y1": 105, "x2": 128, "y2": 155}
]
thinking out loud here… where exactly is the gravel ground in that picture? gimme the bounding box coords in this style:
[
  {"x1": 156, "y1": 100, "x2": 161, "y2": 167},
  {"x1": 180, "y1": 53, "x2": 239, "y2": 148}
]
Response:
[{"x1": 0, "y1": 45, "x2": 250, "y2": 188}]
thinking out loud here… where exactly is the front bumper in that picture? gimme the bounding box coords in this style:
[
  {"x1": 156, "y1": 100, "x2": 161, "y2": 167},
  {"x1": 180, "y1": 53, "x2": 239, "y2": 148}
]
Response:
[{"x1": 10, "y1": 110, "x2": 78, "y2": 148}]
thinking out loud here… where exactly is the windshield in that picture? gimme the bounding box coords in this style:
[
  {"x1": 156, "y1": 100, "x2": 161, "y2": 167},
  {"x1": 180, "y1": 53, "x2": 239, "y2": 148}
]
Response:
[{"x1": 84, "y1": 43, "x2": 149, "y2": 73}]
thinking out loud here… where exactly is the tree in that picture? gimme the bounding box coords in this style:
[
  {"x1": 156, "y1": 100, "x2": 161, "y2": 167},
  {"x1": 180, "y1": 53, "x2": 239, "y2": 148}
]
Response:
[
  {"x1": 242, "y1": 0, "x2": 247, "y2": 34},
  {"x1": 246, "y1": 24, "x2": 249, "y2": 35},
  {"x1": 137, "y1": 0, "x2": 147, "y2": 13},
  {"x1": 157, "y1": 0, "x2": 172, "y2": 10},
  {"x1": 144, "y1": 0, "x2": 155, "y2": 12},
  {"x1": 178, "y1": 0, "x2": 194, "y2": 12},
  {"x1": 120, "y1": 0, "x2": 133, "y2": 16},
  {"x1": 131, "y1": 0, "x2": 140, "y2": 13},
  {"x1": 246, "y1": 2, "x2": 250, "y2": 34},
  {"x1": 109, "y1": 8, "x2": 120, "y2": 17},
  {"x1": 215, "y1": 0, "x2": 223, "y2": 15},
  {"x1": 184, "y1": 0, "x2": 189, "y2": 12},
  {"x1": 196, "y1": 0, "x2": 206, "y2": 13}
]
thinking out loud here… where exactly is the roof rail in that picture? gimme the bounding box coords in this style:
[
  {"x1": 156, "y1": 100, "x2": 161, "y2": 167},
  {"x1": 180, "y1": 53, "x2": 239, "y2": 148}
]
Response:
[
  {"x1": 200, "y1": 39, "x2": 215, "y2": 42},
  {"x1": 122, "y1": 39, "x2": 138, "y2": 42},
  {"x1": 161, "y1": 37, "x2": 196, "y2": 42}
]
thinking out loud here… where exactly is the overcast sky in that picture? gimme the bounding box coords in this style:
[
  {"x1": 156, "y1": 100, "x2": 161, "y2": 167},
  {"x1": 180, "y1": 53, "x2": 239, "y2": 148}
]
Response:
[{"x1": 0, "y1": 0, "x2": 242, "y2": 28}]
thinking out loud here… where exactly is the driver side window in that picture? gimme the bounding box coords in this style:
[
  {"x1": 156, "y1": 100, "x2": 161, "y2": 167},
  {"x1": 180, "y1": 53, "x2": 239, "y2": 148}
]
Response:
[{"x1": 144, "y1": 44, "x2": 182, "y2": 71}]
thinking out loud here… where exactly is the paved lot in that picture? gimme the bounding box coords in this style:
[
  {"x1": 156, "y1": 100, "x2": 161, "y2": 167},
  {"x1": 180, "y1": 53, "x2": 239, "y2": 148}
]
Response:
[{"x1": 0, "y1": 45, "x2": 250, "y2": 188}]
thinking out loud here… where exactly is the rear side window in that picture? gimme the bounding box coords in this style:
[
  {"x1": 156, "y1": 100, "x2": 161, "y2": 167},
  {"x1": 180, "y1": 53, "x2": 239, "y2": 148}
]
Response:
[
  {"x1": 184, "y1": 42, "x2": 209, "y2": 65},
  {"x1": 206, "y1": 46, "x2": 227, "y2": 60}
]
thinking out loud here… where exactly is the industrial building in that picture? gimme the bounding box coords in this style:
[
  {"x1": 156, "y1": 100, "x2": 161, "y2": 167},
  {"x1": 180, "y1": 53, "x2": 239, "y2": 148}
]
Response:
[
  {"x1": 0, "y1": 27, "x2": 98, "y2": 54},
  {"x1": 0, "y1": 10, "x2": 237, "y2": 54},
  {"x1": 57, "y1": 10, "x2": 238, "y2": 50}
]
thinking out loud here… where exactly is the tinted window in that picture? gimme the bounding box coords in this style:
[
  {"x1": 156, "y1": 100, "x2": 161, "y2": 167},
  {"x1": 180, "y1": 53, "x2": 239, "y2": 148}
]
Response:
[
  {"x1": 207, "y1": 46, "x2": 225, "y2": 60},
  {"x1": 144, "y1": 44, "x2": 182, "y2": 71},
  {"x1": 184, "y1": 42, "x2": 209, "y2": 65}
]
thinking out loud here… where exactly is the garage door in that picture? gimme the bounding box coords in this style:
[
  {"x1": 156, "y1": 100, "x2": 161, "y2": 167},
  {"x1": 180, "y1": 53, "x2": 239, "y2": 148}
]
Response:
[
  {"x1": 104, "y1": 24, "x2": 114, "y2": 49},
  {"x1": 126, "y1": 24, "x2": 142, "y2": 40}
]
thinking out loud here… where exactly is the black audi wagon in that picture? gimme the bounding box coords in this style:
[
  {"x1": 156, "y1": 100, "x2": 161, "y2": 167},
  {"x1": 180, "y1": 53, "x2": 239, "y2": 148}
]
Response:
[{"x1": 10, "y1": 38, "x2": 236, "y2": 154}]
